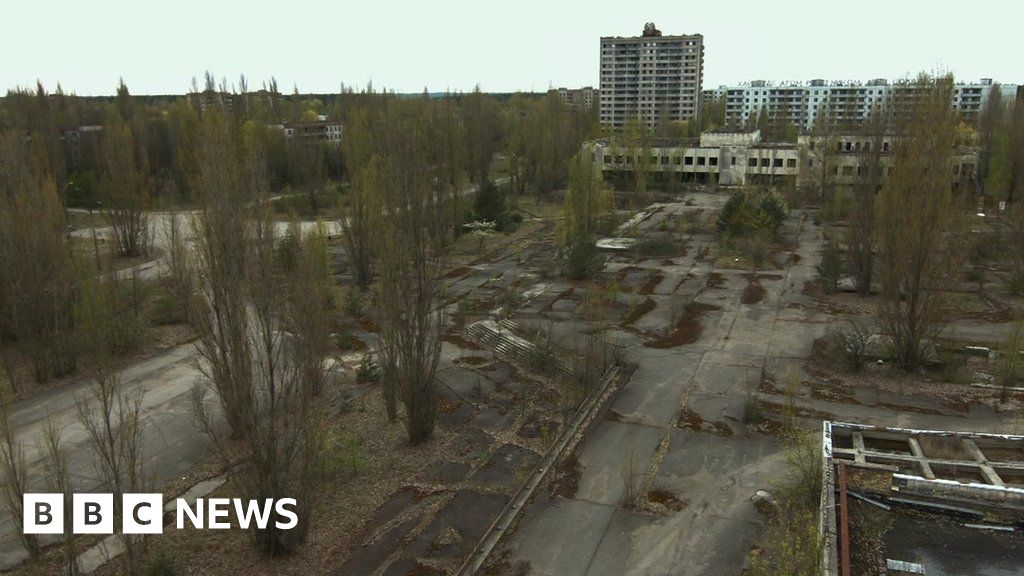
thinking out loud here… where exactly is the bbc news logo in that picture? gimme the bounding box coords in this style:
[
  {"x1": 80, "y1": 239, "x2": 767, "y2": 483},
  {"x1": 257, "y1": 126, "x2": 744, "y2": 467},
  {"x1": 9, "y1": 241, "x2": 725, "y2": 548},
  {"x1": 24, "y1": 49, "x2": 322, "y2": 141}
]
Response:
[{"x1": 23, "y1": 494, "x2": 298, "y2": 535}]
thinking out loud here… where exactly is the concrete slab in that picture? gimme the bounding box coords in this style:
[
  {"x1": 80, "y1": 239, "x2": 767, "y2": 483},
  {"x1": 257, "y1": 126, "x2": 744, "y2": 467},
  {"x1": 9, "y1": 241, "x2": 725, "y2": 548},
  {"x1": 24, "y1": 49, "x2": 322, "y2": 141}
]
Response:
[
  {"x1": 508, "y1": 496, "x2": 616, "y2": 576},
  {"x1": 575, "y1": 420, "x2": 664, "y2": 506}
]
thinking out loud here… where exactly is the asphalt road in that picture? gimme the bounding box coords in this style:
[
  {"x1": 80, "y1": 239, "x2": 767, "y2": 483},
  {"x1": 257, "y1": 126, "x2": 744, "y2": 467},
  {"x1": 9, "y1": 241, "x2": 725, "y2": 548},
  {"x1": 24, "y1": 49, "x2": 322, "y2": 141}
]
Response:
[
  {"x1": 0, "y1": 342, "x2": 213, "y2": 570},
  {"x1": 503, "y1": 200, "x2": 1020, "y2": 576}
]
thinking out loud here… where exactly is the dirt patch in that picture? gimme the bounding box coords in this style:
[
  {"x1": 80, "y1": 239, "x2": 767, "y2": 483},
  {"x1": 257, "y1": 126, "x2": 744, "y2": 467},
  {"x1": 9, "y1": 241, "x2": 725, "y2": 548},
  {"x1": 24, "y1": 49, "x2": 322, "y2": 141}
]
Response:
[
  {"x1": 637, "y1": 273, "x2": 665, "y2": 296},
  {"x1": 741, "y1": 281, "x2": 766, "y2": 305},
  {"x1": 359, "y1": 317, "x2": 378, "y2": 333},
  {"x1": 758, "y1": 399, "x2": 834, "y2": 421},
  {"x1": 620, "y1": 297, "x2": 656, "y2": 327},
  {"x1": 677, "y1": 407, "x2": 734, "y2": 436},
  {"x1": 442, "y1": 332, "x2": 484, "y2": 350},
  {"x1": 744, "y1": 272, "x2": 784, "y2": 282},
  {"x1": 647, "y1": 489, "x2": 687, "y2": 512},
  {"x1": 455, "y1": 356, "x2": 490, "y2": 366},
  {"x1": 809, "y1": 380, "x2": 860, "y2": 404},
  {"x1": 614, "y1": 265, "x2": 641, "y2": 282},
  {"x1": 644, "y1": 302, "x2": 721, "y2": 349},
  {"x1": 444, "y1": 266, "x2": 472, "y2": 279},
  {"x1": 706, "y1": 272, "x2": 725, "y2": 289},
  {"x1": 605, "y1": 408, "x2": 625, "y2": 422}
]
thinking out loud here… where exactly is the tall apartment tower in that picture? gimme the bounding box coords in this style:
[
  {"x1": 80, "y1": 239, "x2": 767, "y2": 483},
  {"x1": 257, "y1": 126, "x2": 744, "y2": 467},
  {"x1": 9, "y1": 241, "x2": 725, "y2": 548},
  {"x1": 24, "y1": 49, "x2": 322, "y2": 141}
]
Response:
[{"x1": 599, "y1": 22, "x2": 704, "y2": 130}]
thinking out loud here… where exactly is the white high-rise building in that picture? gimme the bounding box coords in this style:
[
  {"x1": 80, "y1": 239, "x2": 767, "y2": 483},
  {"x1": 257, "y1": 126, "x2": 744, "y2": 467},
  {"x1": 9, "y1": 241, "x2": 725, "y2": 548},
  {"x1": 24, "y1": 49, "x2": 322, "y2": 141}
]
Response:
[
  {"x1": 703, "y1": 78, "x2": 1018, "y2": 130},
  {"x1": 599, "y1": 22, "x2": 704, "y2": 130}
]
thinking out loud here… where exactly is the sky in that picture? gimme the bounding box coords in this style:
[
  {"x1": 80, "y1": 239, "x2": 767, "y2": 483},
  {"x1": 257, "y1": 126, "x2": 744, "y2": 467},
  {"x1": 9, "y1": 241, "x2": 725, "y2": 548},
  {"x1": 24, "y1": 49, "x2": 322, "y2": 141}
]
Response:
[{"x1": 2, "y1": 0, "x2": 1021, "y2": 96}]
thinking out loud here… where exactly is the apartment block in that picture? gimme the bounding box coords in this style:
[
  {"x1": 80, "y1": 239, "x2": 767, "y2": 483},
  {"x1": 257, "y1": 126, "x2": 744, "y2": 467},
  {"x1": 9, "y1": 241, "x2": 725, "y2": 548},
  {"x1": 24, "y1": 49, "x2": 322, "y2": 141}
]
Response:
[
  {"x1": 704, "y1": 78, "x2": 1017, "y2": 130},
  {"x1": 552, "y1": 86, "x2": 600, "y2": 111},
  {"x1": 600, "y1": 22, "x2": 704, "y2": 130}
]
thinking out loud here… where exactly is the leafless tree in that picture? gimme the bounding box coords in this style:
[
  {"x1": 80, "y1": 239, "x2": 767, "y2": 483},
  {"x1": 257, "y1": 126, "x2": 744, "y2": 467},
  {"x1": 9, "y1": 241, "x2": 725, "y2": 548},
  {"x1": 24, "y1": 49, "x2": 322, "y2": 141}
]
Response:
[
  {"x1": 847, "y1": 105, "x2": 887, "y2": 295},
  {"x1": 191, "y1": 111, "x2": 330, "y2": 554},
  {"x1": 0, "y1": 366, "x2": 39, "y2": 557},
  {"x1": 875, "y1": 74, "x2": 964, "y2": 371},
  {"x1": 160, "y1": 205, "x2": 196, "y2": 324},
  {"x1": 75, "y1": 274, "x2": 148, "y2": 575},
  {"x1": 99, "y1": 116, "x2": 151, "y2": 258},
  {"x1": 375, "y1": 104, "x2": 445, "y2": 444},
  {"x1": 339, "y1": 107, "x2": 381, "y2": 289},
  {"x1": 37, "y1": 417, "x2": 78, "y2": 575}
]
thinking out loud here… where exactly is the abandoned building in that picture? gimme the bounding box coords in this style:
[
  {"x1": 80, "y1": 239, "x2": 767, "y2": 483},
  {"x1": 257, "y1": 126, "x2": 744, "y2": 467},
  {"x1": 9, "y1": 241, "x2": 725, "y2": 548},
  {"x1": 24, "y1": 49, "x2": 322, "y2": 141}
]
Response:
[{"x1": 820, "y1": 422, "x2": 1024, "y2": 576}]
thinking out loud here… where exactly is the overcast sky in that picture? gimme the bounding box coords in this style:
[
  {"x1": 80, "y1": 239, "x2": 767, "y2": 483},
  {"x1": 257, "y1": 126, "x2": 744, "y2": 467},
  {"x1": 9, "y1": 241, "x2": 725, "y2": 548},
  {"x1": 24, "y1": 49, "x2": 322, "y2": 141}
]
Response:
[{"x1": 3, "y1": 0, "x2": 1020, "y2": 96}]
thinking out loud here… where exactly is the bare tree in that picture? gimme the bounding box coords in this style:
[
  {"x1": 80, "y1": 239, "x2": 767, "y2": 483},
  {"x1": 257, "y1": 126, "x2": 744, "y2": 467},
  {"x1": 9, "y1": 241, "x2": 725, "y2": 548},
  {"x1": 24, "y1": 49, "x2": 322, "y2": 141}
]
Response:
[
  {"x1": 0, "y1": 365, "x2": 40, "y2": 558},
  {"x1": 875, "y1": 74, "x2": 964, "y2": 371},
  {"x1": 803, "y1": 102, "x2": 840, "y2": 201},
  {"x1": 375, "y1": 104, "x2": 445, "y2": 444},
  {"x1": 160, "y1": 205, "x2": 195, "y2": 324},
  {"x1": 99, "y1": 115, "x2": 151, "y2": 259},
  {"x1": 38, "y1": 417, "x2": 78, "y2": 575},
  {"x1": 339, "y1": 107, "x2": 381, "y2": 289},
  {"x1": 75, "y1": 274, "x2": 147, "y2": 575},
  {"x1": 191, "y1": 111, "x2": 330, "y2": 554},
  {"x1": 847, "y1": 105, "x2": 887, "y2": 295}
]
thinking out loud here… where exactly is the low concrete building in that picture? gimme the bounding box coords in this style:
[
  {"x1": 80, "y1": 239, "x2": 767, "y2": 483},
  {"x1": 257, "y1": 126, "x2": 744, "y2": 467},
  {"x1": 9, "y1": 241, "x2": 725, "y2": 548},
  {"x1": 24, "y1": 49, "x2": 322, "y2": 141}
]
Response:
[
  {"x1": 585, "y1": 129, "x2": 978, "y2": 189},
  {"x1": 268, "y1": 120, "x2": 343, "y2": 146}
]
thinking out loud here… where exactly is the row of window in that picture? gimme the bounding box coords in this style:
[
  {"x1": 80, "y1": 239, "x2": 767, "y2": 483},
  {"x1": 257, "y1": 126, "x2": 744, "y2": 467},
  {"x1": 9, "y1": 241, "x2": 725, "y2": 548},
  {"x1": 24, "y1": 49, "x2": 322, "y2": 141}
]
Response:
[{"x1": 601, "y1": 153, "x2": 803, "y2": 170}]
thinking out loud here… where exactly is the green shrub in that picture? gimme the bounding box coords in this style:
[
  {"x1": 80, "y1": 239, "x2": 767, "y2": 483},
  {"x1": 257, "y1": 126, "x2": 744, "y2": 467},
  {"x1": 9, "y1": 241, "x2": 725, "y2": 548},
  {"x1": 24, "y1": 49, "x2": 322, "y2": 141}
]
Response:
[
  {"x1": 356, "y1": 353, "x2": 381, "y2": 384},
  {"x1": 816, "y1": 243, "x2": 843, "y2": 292},
  {"x1": 565, "y1": 235, "x2": 602, "y2": 280},
  {"x1": 717, "y1": 190, "x2": 788, "y2": 238}
]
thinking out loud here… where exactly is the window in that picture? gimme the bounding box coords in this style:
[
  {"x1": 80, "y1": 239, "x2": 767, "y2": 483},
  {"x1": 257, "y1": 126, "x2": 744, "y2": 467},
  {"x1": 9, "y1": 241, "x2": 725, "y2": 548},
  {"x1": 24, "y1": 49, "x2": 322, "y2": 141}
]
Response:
[
  {"x1": 786, "y1": 159, "x2": 797, "y2": 168},
  {"x1": 685, "y1": 156, "x2": 694, "y2": 165},
  {"x1": 731, "y1": 156, "x2": 737, "y2": 166},
  {"x1": 808, "y1": 159, "x2": 814, "y2": 167},
  {"x1": 661, "y1": 156, "x2": 669, "y2": 165},
  {"x1": 831, "y1": 166, "x2": 839, "y2": 175},
  {"x1": 842, "y1": 165, "x2": 853, "y2": 176},
  {"x1": 773, "y1": 158, "x2": 783, "y2": 168},
  {"x1": 710, "y1": 157, "x2": 718, "y2": 166},
  {"x1": 674, "y1": 156, "x2": 682, "y2": 165},
  {"x1": 604, "y1": 155, "x2": 612, "y2": 164},
  {"x1": 748, "y1": 158, "x2": 758, "y2": 167},
  {"x1": 760, "y1": 158, "x2": 770, "y2": 167},
  {"x1": 697, "y1": 157, "x2": 706, "y2": 166},
  {"x1": 615, "y1": 155, "x2": 623, "y2": 164}
]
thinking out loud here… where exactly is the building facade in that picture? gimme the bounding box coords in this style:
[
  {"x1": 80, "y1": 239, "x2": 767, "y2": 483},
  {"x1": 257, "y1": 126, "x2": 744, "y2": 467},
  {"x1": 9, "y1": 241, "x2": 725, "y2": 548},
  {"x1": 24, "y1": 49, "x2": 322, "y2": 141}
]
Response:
[
  {"x1": 586, "y1": 129, "x2": 978, "y2": 189},
  {"x1": 703, "y1": 78, "x2": 1018, "y2": 130},
  {"x1": 268, "y1": 120, "x2": 343, "y2": 146},
  {"x1": 599, "y1": 23, "x2": 704, "y2": 130},
  {"x1": 552, "y1": 86, "x2": 600, "y2": 111}
]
